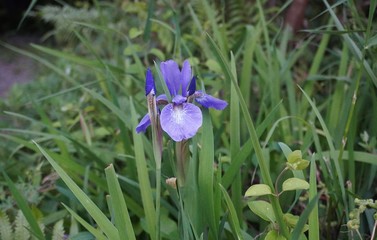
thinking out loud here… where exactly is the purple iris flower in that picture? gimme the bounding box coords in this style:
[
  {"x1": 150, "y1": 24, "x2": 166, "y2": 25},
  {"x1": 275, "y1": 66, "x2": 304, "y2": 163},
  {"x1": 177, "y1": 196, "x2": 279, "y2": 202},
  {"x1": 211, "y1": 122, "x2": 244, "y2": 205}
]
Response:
[{"x1": 136, "y1": 59, "x2": 227, "y2": 142}]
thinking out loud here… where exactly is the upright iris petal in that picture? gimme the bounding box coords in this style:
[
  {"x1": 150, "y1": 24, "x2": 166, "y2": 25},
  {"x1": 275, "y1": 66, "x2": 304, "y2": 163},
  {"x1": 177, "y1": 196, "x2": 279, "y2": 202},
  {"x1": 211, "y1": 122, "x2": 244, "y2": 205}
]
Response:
[
  {"x1": 145, "y1": 68, "x2": 155, "y2": 96},
  {"x1": 137, "y1": 59, "x2": 227, "y2": 142},
  {"x1": 160, "y1": 60, "x2": 180, "y2": 96},
  {"x1": 180, "y1": 60, "x2": 192, "y2": 96},
  {"x1": 188, "y1": 77, "x2": 196, "y2": 96}
]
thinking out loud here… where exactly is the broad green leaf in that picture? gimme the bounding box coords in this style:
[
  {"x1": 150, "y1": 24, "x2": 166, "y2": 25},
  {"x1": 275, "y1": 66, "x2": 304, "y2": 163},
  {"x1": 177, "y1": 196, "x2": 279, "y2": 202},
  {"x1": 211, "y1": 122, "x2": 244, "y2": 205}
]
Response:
[
  {"x1": 245, "y1": 184, "x2": 273, "y2": 197},
  {"x1": 282, "y1": 178, "x2": 309, "y2": 192},
  {"x1": 247, "y1": 200, "x2": 275, "y2": 222}
]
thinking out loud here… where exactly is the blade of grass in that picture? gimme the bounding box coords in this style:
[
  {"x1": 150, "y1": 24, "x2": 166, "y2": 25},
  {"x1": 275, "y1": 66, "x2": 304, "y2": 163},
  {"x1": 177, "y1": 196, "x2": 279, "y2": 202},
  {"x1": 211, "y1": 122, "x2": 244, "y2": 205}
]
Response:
[
  {"x1": 308, "y1": 154, "x2": 319, "y2": 240},
  {"x1": 299, "y1": 86, "x2": 348, "y2": 216},
  {"x1": 0, "y1": 133, "x2": 108, "y2": 191},
  {"x1": 206, "y1": 33, "x2": 289, "y2": 238},
  {"x1": 291, "y1": 192, "x2": 321, "y2": 240},
  {"x1": 230, "y1": 54, "x2": 242, "y2": 222},
  {"x1": 105, "y1": 164, "x2": 136, "y2": 240},
  {"x1": 84, "y1": 88, "x2": 131, "y2": 130},
  {"x1": 143, "y1": 0, "x2": 154, "y2": 40},
  {"x1": 34, "y1": 142, "x2": 120, "y2": 240},
  {"x1": 239, "y1": 25, "x2": 260, "y2": 108},
  {"x1": 17, "y1": 0, "x2": 37, "y2": 30},
  {"x1": 198, "y1": 109, "x2": 218, "y2": 238},
  {"x1": 2, "y1": 172, "x2": 45, "y2": 240},
  {"x1": 323, "y1": 0, "x2": 377, "y2": 87},
  {"x1": 219, "y1": 184, "x2": 243, "y2": 240},
  {"x1": 130, "y1": 100, "x2": 157, "y2": 240},
  {"x1": 62, "y1": 204, "x2": 107, "y2": 240},
  {"x1": 201, "y1": 0, "x2": 227, "y2": 54}
]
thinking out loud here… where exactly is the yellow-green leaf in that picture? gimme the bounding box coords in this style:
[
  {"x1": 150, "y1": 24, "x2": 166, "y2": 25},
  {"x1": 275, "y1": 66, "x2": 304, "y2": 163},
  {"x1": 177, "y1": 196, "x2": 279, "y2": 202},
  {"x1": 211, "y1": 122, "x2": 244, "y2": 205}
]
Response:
[
  {"x1": 265, "y1": 230, "x2": 287, "y2": 240},
  {"x1": 245, "y1": 184, "x2": 273, "y2": 197},
  {"x1": 247, "y1": 200, "x2": 275, "y2": 222},
  {"x1": 282, "y1": 178, "x2": 310, "y2": 192}
]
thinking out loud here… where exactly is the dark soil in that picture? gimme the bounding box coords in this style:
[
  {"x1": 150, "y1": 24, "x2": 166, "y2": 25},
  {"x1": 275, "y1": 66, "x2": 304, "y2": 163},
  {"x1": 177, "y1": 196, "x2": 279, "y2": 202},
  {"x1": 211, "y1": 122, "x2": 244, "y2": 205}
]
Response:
[{"x1": 0, "y1": 34, "x2": 40, "y2": 97}]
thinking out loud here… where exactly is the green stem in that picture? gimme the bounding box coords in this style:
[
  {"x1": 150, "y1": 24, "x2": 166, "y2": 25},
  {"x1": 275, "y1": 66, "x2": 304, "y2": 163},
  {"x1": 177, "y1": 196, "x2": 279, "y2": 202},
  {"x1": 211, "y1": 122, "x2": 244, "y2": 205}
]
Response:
[
  {"x1": 150, "y1": 102, "x2": 162, "y2": 240},
  {"x1": 155, "y1": 165, "x2": 161, "y2": 240},
  {"x1": 275, "y1": 167, "x2": 288, "y2": 195},
  {"x1": 176, "y1": 140, "x2": 189, "y2": 186}
]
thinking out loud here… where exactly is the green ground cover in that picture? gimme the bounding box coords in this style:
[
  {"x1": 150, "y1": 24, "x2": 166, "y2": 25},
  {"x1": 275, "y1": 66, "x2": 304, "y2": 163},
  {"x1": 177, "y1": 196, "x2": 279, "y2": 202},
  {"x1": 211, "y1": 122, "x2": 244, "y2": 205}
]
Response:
[{"x1": 1, "y1": 1, "x2": 377, "y2": 239}]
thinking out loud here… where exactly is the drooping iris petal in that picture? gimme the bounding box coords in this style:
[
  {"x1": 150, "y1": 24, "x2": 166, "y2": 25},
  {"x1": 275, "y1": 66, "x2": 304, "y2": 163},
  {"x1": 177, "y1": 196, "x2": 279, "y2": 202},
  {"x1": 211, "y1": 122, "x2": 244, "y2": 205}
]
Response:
[
  {"x1": 181, "y1": 60, "x2": 191, "y2": 96},
  {"x1": 195, "y1": 91, "x2": 228, "y2": 110},
  {"x1": 160, "y1": 103, "x2": 202, "y2": 142},
  {"x1": 187, "y1": 76, "x2": 196, "y2": 96},
  {"x1": 160, "y1": 60, "x2": 181, "y2": 96},
  {"x1": 172, "y1": 95, "x2": 187, "y2": 104},
  {"x1": 145, "y1": 68, "x2": 155, "y2": 96},
  {"x1": 136, "y1": 113, "x2": 151, "y2": 133}
]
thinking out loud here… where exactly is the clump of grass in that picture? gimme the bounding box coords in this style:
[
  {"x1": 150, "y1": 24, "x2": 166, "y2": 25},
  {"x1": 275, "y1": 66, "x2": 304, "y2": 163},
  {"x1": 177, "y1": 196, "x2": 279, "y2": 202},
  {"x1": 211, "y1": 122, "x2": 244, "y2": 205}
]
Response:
[{"x1": 0, "y1": 1, "x2": 376, "y2": 239}]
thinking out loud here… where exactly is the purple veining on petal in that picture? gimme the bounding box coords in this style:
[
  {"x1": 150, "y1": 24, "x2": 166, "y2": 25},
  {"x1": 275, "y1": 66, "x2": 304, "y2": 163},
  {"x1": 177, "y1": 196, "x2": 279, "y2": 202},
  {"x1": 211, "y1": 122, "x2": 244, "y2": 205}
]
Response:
[
  {"x1": 194, "y1": 91, "x2": 228, "y2": 110},
  {"x1": 160, "y1": 103, "x2": 202, "y2": 142},
  {"x1": 172, "y1": 95, "x2": 187, "y2": 104},
  {"x1": 136, "y1": 113, "x2": 151, "y2": 133},
  {"x1": 145, "y1": 68, "x2": 155, "y2": 96},
  {"x1": 160, "y1": 60, "x2": 180, "y2": 96},
  {"x1": 181, "y1": 60, "x2": 191, "y2": 96},
  {"x1": 188, "y1": 76, "x2": 196, "y2": 96}
]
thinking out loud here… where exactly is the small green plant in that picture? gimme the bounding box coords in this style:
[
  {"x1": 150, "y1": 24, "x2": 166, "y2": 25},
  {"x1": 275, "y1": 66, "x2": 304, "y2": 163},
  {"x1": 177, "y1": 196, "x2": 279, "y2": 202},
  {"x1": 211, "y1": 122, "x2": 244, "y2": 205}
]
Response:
[
  {"x1": 0, "y1": 210, "x2": 64, "y2": 240},
  {"x1": 244, "y1": 143, "x2": 312, "y2": 239},
  {"x1": 347, "y1": 198, "x2": 377, "y2": 239}
]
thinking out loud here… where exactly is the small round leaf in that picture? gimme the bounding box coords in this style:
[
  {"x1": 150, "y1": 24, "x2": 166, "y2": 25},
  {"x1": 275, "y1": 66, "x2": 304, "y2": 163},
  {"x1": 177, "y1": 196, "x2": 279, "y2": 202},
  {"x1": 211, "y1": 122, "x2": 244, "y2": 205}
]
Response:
[
  {"x1": 265, "y1": 230, "x2": 287, "y2": 240},
  {"x1": 247, "y1": 200, "x2": 276, "y2": 222},
  {"x1": 245, "y1": 184, "x2": 273, "y2": 197},
  {"x1": 287, "y1": 150, "x2": 302, "y2": 163},
  {"x1": 282, "y1": 178, "x2": 309, "y2": 192}
]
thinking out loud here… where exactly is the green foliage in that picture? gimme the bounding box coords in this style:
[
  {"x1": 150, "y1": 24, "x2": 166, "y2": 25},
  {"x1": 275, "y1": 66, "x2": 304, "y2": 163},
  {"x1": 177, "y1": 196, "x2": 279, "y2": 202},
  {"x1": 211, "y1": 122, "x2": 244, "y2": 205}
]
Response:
[
  {"x1": 0, "y1": 0, "x2": 376, "y2": 239},
  {"x1": 0, "y1": 210, "x2": 64, "y2": 240},
  {"x1": 244, "y1": 144, "x2": 311, "y2": 238}
]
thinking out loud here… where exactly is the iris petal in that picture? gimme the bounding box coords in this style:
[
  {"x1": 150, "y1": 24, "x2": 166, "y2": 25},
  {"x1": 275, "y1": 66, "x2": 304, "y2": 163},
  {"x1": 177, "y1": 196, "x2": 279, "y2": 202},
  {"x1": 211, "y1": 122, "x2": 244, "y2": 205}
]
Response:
[
  {"x1": 195, "y1": 91, "x2": 228, "y2": 110},
  {"x1": 156, "y1": 94, "x2": 168, "y2": 105},
  {"x1": 181, "y1": 60, "x2": 191, "y2": 96},
  {"x1": 136, "y1": 114, "x2": 151, "y2": 133},
  {"x1": 172, "y1": 95, "x2": 187, "y2": 104},
  {"x1": 160, "y1": 60, "x2": 180, "y2": 96},
  {"x1": 160, "y1": 103, "x2": 202, "y2": 142},
  {"x1": 145, "y1": 68, "x2": 155, "y2": 96},
  {"x1": 188, "y1": 76, "x2": 196, "y2": 96}
]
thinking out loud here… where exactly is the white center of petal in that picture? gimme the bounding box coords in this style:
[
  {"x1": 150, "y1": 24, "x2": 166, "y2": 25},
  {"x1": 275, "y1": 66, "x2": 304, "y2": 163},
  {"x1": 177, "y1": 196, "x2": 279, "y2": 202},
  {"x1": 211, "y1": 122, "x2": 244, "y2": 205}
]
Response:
[{"x1": 172, "y1": 105, "x2": 185, "y2": 124}]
